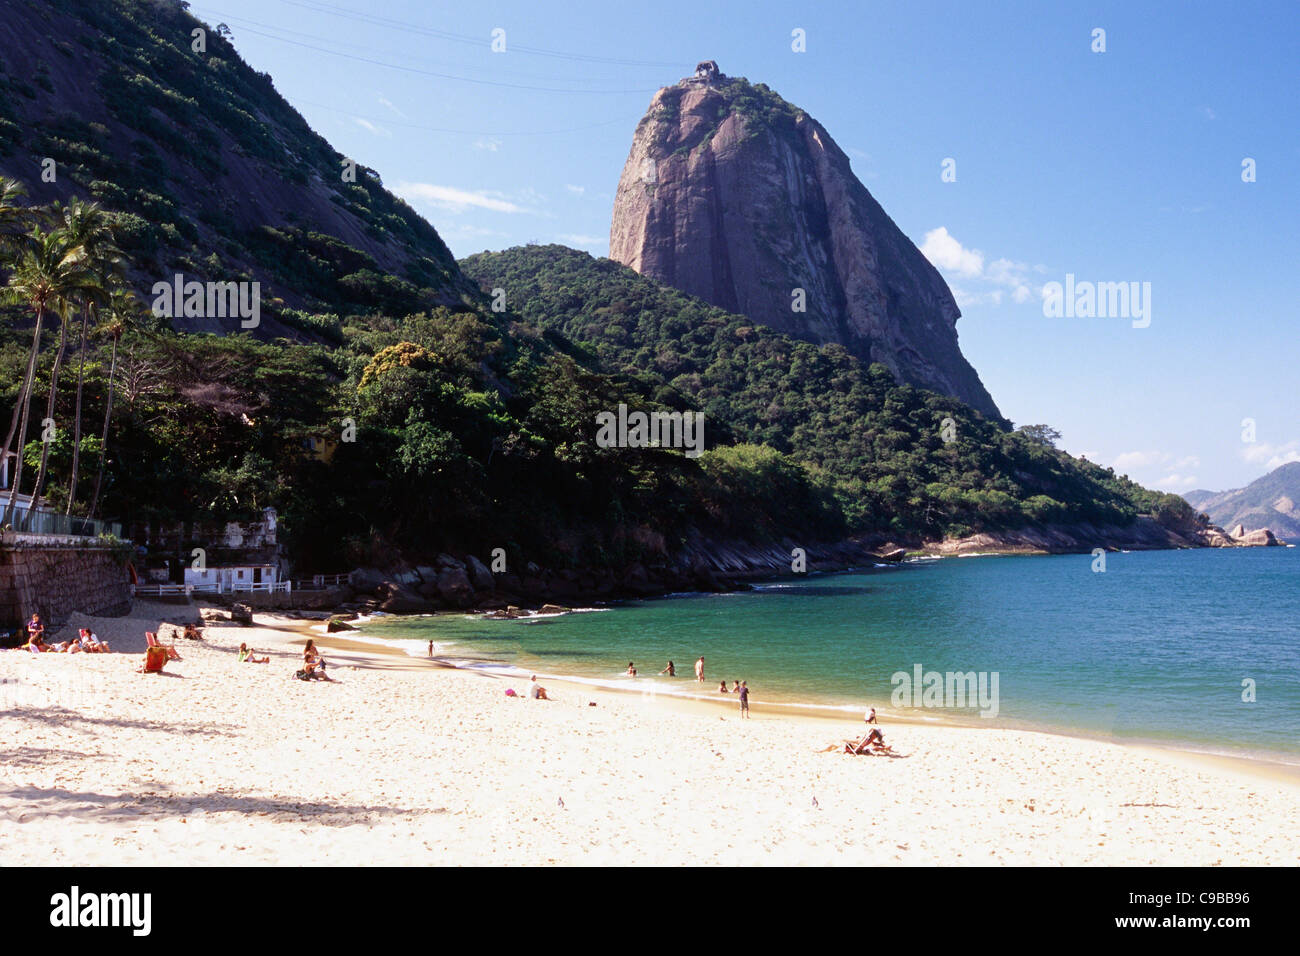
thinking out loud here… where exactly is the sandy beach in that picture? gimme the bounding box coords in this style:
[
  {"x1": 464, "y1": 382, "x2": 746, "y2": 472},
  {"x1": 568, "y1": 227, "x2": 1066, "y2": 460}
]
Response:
[{"x1": 1, "y1": 602, "x2": 1296, "y2": 866}]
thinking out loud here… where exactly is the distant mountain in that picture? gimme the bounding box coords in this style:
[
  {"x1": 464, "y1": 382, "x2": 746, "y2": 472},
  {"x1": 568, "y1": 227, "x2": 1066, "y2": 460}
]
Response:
[
  {"x1": 609, "y1": 64, "x2": 1001, "y2": 419},
  {"x1": 1182, "y1": 462, "x2": 1300, "y2": 541},
  {"x1": 0, "y1": 0, "x2": 474, "y2": 338}
]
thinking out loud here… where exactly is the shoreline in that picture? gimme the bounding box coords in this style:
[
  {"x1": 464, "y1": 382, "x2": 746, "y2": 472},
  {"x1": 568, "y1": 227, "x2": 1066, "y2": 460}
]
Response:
[
  {"x1": 4, "y1": 601, "x2": 1297, "y2": 865},
  {"x1": 302, "y1": 615, "x2": 1300, "y2": 789}
]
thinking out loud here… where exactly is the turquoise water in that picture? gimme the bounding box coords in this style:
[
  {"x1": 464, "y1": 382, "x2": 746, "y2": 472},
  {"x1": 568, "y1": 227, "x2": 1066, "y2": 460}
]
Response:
[{"x1": 359, "y1": 547, "x2": 1300, "y2": 764}]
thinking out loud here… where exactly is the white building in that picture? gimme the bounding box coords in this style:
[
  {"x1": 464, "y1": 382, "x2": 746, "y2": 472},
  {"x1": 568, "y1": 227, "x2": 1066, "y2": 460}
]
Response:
[{"x1": 184, "y1": 564, "x2": 279, "y2": 591}]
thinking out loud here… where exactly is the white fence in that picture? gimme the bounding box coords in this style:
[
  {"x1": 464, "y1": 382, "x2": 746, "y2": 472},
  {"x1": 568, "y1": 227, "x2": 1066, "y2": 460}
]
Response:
[
  {"x1": 133, "y1": 581, "x2": 292, "y2": 597},
  {"x1": 132, "y1": 573, "x2": 350, "y2": 598}
]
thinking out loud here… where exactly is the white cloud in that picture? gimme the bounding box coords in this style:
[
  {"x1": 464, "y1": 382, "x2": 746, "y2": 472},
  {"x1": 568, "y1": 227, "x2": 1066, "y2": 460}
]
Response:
[
  {"x1": 378, "y1": 96, "x2": 405, "y2": 117},
  {"x1": 473, "y1": 137, "x2": 502, "y2": 152},
  {"x1": 396, "y1": 182, "x2": 529, "y2": 214},
  {"x1": 1241, "y1": 440, "x2": 1300, "y2": 471},
  {"x1": 1106, "y1": 452, "x2": 1201, "y2": 491},
  {"x1": 557, "y1": 233, "x2": 605, "y2": 247},
  {"x1": 1155, "y1": 473, "x2": 1200, "y2": 491},
  {"x1": 564, "y1": 184, "x2": 586, "y2": 195},
  {"x1": 1109, "y1": 450, "x2": 1199, "y2": 476},
  {"x1": 920, "y1": 227, "x2": 984, "y2": 278},
  {"x1": 1112, "y1": 450, "x2": 1165, "y2": 471},
  {"x1": 922, "y1": 228, "x2": 1044, "y2": 306},
  {"x1": 353, "y1": 117, "x2": 390, "y2": 137},
  {"x1": 1201, "y1": 106, "x2": 1217, "y2": 121}
]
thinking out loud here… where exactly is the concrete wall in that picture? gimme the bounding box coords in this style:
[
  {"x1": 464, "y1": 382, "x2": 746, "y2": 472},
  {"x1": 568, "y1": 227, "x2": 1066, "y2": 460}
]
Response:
[{"x1": 0, "y1": 535, "x2": 133, "y2": 635}]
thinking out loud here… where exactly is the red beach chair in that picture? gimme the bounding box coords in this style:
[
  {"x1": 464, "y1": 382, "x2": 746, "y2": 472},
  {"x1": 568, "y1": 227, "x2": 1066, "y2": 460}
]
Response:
[{"x1": 145, "y1": 630, "x2": 181, "y2": 661}]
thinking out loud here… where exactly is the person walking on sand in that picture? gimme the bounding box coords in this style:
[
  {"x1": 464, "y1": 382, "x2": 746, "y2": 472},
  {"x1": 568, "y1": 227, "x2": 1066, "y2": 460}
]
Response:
[
  {"x1": 695, "y1": 656, "x2": 705, "y2": 682},
  {"x1": 738, "y1": 680, "x2": 750, "y2": 718},
  {"x1": 660, "y1": 660, "x2": 675, "y2": 677}
]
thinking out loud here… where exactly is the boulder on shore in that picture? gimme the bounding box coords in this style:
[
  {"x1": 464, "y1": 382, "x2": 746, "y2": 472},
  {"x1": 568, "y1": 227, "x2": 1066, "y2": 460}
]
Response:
[
  {"x1": 436, "y1": 568, "x2": 475, "y2": 608},
  {"x1": 326, "y1": 617, "x2": 356, "y2": 632},
  {"x1": 1235, "y1": 528, "x2": 1280, "y2": 547},
  {"x1": 377, "y1": 582, "x2": 437, "y2": 613},
  {"x1": 229, "y1": 603, "x2": 253, "y2": 625},
  {"x1": 465, "y1": 554, "x2": 495, "y2": 591}
]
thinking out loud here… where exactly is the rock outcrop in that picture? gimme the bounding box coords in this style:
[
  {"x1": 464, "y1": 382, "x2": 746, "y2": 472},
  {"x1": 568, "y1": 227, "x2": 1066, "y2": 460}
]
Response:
[{"x1": 610, "y1": 67, "x2": 1001, "y2": 418}]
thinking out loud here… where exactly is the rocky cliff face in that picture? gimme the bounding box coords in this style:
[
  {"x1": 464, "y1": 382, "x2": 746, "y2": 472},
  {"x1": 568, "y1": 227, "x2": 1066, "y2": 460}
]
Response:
[{"x1": 610, "y1": 69, "x2": 1001, "y2": 419}]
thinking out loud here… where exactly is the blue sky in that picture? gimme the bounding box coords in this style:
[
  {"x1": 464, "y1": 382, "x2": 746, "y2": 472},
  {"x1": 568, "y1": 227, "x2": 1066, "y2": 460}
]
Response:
[{"x1": 188, "y1": 0, "x2": 1299, "y2": 494}]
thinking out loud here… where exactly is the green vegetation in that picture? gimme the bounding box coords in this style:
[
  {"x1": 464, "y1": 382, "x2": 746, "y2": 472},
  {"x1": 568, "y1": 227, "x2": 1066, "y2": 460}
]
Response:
[
  {"x1": 0, "y1": 0, "x2": 465, "y2": 321},
  {"x1": 460, "y1": 245, "x2": 1199, "y2": 539},
  {"x1": 0, "y1": 178, "x2": 840, "y2": 573}
]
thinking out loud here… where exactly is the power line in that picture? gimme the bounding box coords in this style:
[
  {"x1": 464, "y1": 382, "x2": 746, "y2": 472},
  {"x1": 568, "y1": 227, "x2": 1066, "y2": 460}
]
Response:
[
  {"x1": 290, "y1": 93, "x2": 636, "y2": 137},
  {"x1": 195, "y1": 7, "x2": 663, "y2": 86},
  {"x1": 273, "y1": 0, "x2": 683, "y2": 69},
  {"x1": 202, "y1": 19, "x2": 662, "y2": 94}
]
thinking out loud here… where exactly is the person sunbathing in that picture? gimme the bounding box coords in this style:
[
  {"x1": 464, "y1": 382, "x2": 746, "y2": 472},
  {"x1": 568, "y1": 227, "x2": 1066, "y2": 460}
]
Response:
[
  {"x1": 299, "y1": 640, "x2": 335, "y2": 680},
  {"x1": 528, "y1": 675, "x2": 550, "y2": 700},
  {"x1": 183, "y1": 624, "x2": 201, "y2": 641},
  {"x1": 844, "y1": 727, "x2": 892, "y2": 754},
  {"x1": 23, "y1": 635, "x2": 47, "y2": 653},
  {"x1": 238, "y1": 642, "x2": 269, "y2": 664}
]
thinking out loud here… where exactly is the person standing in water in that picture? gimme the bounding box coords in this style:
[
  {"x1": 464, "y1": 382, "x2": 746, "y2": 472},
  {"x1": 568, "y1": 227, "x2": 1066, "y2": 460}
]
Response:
[
  {"x1": 738, "y1": 680, "x2": 750, "y2": 718},
  {"x1": 659, "y1": 660, "x2": 675, "y2": 676},
  {"x1": 695, "y1": 656, "x2": 705, "y2": 682},
  {"x1": 626, "y1": 661, "x2": 637, "y2": 677}
]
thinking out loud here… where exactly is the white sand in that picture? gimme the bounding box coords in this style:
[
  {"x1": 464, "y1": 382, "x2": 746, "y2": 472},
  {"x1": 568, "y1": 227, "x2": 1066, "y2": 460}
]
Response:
[{"x1": 1, "y1": 603, "x2": 1296, "y2": 866}]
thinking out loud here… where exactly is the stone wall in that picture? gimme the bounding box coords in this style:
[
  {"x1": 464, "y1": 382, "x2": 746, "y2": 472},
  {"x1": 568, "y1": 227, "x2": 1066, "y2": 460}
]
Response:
[{"x1": 0, "y1": 535, "x2": 133, "y2": 636}]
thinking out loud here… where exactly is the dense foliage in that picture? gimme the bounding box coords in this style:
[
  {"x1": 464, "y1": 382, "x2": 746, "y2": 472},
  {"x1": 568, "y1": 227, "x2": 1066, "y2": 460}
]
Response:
[
  {"x1": 0, "y1": 180, "x2": 846, "y2": 572},
  {"x1": 461, "y1": 245, "x2": 1199, "y2": 538},
  {"x1": 0, "y1": 0, "x2": 467, "y2": 325}
]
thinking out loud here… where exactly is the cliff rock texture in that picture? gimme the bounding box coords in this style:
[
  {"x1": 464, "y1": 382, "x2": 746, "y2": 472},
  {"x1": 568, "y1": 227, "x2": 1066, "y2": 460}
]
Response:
[{"x1": 610, "y1": 69, "x2": 1000, "y2": 418}]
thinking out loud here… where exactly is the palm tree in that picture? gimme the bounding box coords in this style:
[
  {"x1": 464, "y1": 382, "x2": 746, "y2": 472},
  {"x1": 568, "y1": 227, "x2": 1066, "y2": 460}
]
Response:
[
  {"x1": 0, "y1": 176, "x2": 34, "y2": 495},
  {"x1": 2, "y1": 227, "x2": 89, "y2": 528},
  {"x1": 88, "y1": 289, "x2": 140, "y2": 521},
  {"x1": 58, "y1": 200, "x2": 122, "y2": 514}
]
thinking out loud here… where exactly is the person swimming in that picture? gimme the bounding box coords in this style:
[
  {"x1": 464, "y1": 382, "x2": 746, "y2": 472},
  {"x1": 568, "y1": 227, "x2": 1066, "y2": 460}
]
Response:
[{"x1": 718, "y1": 680, "x2": 729, "y2": 693}]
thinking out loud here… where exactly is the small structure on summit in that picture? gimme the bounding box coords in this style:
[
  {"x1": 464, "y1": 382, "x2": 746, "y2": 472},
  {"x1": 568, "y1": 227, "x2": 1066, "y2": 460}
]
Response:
[{"x1": 692, "y1": 60, "x2": 721, "y2": 82}]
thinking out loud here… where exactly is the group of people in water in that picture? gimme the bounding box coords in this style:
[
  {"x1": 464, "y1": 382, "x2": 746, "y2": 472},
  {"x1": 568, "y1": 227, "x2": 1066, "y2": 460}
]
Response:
[
  {"x1": 16, "y1": 614, "x2": 111, "y2": 654},
  {"x1": 620, "y1": 657, "x2": 752, "y2": 718}
]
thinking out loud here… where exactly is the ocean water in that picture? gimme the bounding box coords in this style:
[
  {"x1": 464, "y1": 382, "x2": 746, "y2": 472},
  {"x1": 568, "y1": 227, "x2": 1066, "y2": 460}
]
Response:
[{"x1": 358, "y1": 547, "x2": 1300, "y2": 764}]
